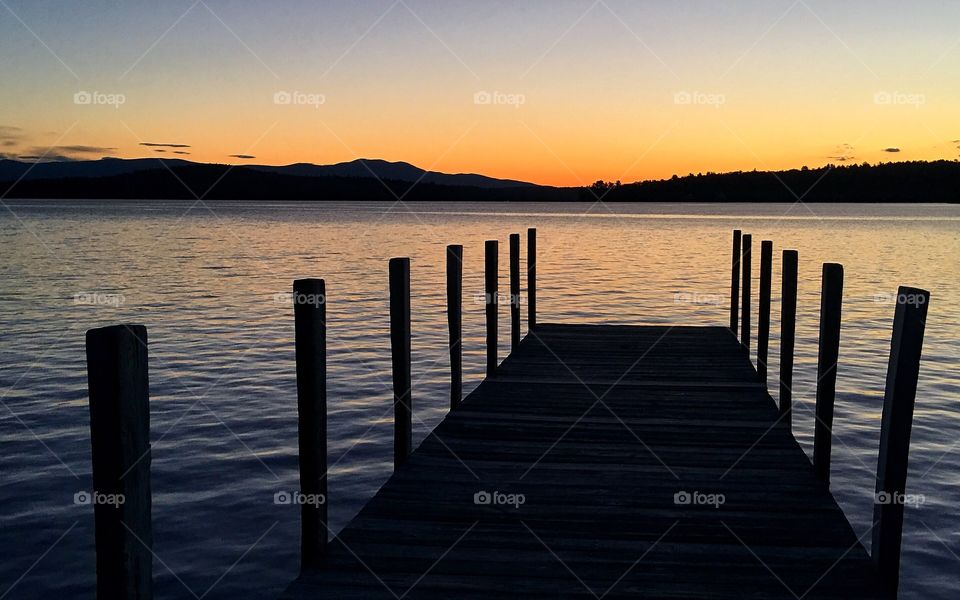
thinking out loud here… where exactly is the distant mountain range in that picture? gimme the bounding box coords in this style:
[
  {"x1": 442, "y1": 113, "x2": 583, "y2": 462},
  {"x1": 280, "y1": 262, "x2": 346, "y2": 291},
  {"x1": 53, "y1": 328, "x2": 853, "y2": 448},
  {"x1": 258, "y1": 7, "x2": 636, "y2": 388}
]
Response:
[
  {"x1": 0, "y1": 157, "x2": 535, "y2": 190},
  {"x1": 1, "y1": 157, "x2": 958, "y2": 202}
]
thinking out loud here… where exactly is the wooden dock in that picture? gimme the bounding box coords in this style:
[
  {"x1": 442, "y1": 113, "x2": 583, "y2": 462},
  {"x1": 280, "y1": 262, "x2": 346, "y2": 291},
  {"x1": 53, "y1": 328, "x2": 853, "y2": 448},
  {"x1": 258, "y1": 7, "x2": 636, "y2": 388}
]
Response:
[
  {"x1": 279, "y1": 324, "x2": 883, "y2": 599},
  {"x1": 80, "y1": 229, "x2": 930, "y2": 599}
]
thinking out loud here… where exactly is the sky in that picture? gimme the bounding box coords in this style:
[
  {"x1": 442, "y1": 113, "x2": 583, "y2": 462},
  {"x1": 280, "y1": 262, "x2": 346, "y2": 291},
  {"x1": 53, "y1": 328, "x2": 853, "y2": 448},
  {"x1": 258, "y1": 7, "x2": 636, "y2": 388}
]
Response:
[{"x1": 1, "y1": 0, "x2": 958, "y2": 186}]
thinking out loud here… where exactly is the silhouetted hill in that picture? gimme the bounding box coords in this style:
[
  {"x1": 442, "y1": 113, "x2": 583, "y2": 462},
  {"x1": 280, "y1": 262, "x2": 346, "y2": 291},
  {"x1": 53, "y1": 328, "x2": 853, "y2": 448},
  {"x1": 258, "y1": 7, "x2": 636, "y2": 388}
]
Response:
[
  {"x1": 249, "y1": 159, "x2": 534, "y2": 189},
  {"x1": 583, "y1": 161, "x2": 960, "y2": 203},
  {"x1": 2, "y1": 159, "x2": 957, "y2": 202},
  {"x1": 0, "y1": 164, "x2": 572, "y2": 201},
  {"x1": 0, "y1": 157, "x2": 533, "y2": 189}
]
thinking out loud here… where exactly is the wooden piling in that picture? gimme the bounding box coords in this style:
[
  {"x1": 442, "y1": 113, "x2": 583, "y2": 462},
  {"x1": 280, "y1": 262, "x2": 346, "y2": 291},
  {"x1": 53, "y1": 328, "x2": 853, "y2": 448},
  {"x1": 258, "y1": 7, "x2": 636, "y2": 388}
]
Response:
[
  {"x1": 293, "y1": 278, "x2": 327, "y2": 568},
  {"x1": 389, "y1": 258, "x2": 412, "y2": 469},
  {"x1": 872, "y1": 287, "x2": 930, "y2": 596},
  {"x1": 741, "y1": 234, "x2": 752, "y2": 353},
  {"x1": 758, "y1": 240, "x2": 773, "y2": 385},
  {"x1": 446, "y1": 245, "x2": 463, "y2": 409},
  {"x1": 85, "y1": 324, "x2": 152, "y2": 600},
  {"x1": 779, "y1": 250, "x2": 798, "y2": 430},
  {"x1": 485, "y1": 240, "x2": 498, "y2": 376},
  {"x1": 813, "y1": 263, "x2": 843, "y2": 485},
  {"x1": 527, "y1": 228, "x2": 537, "y2": 331},
  {"x1": 510, "y1": 233, "x2": 521, "y2": 351},
  {"x1": 730, "y1": 230, "x2": 741, "y2": 333}
]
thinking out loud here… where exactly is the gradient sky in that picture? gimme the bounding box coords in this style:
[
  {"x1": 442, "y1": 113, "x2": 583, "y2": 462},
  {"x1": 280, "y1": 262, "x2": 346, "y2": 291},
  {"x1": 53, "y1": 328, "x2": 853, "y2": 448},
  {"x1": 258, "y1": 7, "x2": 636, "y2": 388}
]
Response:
[{"x1": 1, "y1": 0, "x2": 958, "y2": 186}]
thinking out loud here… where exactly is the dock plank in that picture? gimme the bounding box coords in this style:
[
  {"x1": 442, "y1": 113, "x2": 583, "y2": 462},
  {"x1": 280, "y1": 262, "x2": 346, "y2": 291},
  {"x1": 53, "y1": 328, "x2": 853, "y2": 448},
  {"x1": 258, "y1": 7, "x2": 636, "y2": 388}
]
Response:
[{"x1": 280, "y1": 324, "x2": 882, "y2": 599}]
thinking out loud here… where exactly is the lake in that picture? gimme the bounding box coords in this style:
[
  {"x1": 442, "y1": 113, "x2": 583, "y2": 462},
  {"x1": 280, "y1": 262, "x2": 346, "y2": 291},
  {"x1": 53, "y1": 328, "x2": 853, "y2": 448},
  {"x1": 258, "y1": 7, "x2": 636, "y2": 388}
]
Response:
[{"x1": 1, "y1": 201, "x2": 957, "y2": 599}]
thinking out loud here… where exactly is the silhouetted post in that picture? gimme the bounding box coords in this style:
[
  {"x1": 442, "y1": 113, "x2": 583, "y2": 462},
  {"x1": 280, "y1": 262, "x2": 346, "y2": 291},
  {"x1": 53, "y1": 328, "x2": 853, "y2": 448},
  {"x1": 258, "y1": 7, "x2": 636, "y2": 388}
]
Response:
[
  {"x1": 85, "y1": 324, "x2": 152, "y2": 600},
  {"x1": 389, "y1": 258, "x2": 412, "y2": 469},
  {"x1": 780, "y1": 250, "x2": 798, "y2": 430},
  {"x1": 485, "y1": 240, "x2": 498, "y2": 376},
  {"x1": 813, "y1": 263, "x2": 843, "y2": 485},
  {"x1": 446, "y1": 245, "x2": 463, "y2": 409},
  {"x1": 293, "y1": 279, "x2": 327, "y2": 568},
  {"x1": 527, "y1": 228, "x2": 537, "y2": 331},
  {"x1": 758, "y1": 240, "x2": 773, "y2": 385},
  {"x1": 730, "y1": 230, "x2": 741, "y2": 333},
  {"x1": 510, "y1": 233, "x2": 521, "y2": 351},
  {"x1": 872, "y1": 287, "x2": 930, "y2": 597},
  {"x1": 741, "y1": 234, "x2": 752, "y2": 354}
]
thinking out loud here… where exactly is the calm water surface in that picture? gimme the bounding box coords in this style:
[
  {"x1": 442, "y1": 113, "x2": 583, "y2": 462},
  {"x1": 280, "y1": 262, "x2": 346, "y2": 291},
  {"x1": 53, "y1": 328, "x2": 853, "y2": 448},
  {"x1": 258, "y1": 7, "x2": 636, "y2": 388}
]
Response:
[{"x1": 0, "y1": 201, "x2": 958, "y2": 599}]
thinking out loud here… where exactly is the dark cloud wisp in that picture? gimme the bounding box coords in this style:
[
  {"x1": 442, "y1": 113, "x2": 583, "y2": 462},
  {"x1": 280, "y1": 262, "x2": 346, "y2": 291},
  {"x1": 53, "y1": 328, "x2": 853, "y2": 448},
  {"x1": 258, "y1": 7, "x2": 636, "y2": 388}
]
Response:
[{"x1": 140, "y1": 142, "x2": 191, "y2": 148}]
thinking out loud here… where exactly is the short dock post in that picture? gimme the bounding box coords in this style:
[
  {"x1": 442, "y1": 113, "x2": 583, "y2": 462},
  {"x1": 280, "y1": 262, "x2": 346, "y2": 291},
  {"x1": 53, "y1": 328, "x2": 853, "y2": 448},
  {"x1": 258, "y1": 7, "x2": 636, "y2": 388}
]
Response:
[
  {"x1": 741, "y1": 234, "x2": 752, "y2": 354},
  {"x1": 527, "y1": 228, "x2": 537, "y2": 331},
  {"x1": 485, "y1": 240, "x2": 498, "y2": 376},
  {"x1": 730, "y1": 230, "x2": 741, "y2": 333},
  {"x1": 758, "y1": 240, "x2": 773, "y2": 385},
  {"x1": 85, "y1": 324, "x2": 153, "y2": 600},
  {"x1": 872, "y1": 287, "x2": 930, "y2": 597},
  {"x1": 293, "y1": 278, "x2": 328, "y2": 568},
  {"x1": 779, "y1": 250, "x2": 798, "y2": 430},
  {"x1": 446, "y1": 245, "x2": 463, "y2": 409},
  {"x1": 389, "y1": 258, "x2": 412, "y2": 468},
  {"x1": 510, "y1": 233, "x2": 521, "y2": 351},
  {"x1": 813, "y1": 263, "x2": 843, "y2": 485}
]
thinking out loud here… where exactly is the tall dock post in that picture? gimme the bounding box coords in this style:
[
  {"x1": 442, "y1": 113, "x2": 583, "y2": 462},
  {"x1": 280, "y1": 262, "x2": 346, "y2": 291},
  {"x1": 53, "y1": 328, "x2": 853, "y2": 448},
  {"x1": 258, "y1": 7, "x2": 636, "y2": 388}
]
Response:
[
  {"x1": 510, "y1": 233, "x2": 521, "y2": 351},
  {"x1": 779, "y1": 250, "x2": 798, "y2": 430},
  {"x1": 873, "y1": 287, "x2": 930, "y2": 597},
  {"x1": 741, "y1": 234, "x2": 752, "y2": 354},
  {"x1": 485, "y1": 240, "x2": 498, "y2": 376},
  {"x1": 758, "y1": 240, "x2": 773, "y2": 385},
  {"x1": 527, "y1": 228, "x2": 537, "y2": 331},
  {"x1": 389, "y1": 258, "x2": 412, "y2": 468},
  {"x1": 293, "y1": 279, "x2": 328, "y2": 568},
  {"x1": 85, "y1": 324, "x2": 153, "y2": 600},
  {"x1": 446, "y1": 245, "x2": 463, "y2": 409},
  {"x1": 813, "y1": 263, "x2": 843, "y2": 485},
  {"x1": 730, "y1": 230, "x2": 741, "y2": 333}
]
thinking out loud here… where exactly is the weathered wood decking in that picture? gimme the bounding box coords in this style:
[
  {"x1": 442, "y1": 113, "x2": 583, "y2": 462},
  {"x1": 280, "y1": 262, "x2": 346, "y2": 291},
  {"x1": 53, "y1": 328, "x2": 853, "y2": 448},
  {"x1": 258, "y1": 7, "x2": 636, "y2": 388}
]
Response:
[{"x1": 280, "y1": 324, "x2": 882, "y2": 599}]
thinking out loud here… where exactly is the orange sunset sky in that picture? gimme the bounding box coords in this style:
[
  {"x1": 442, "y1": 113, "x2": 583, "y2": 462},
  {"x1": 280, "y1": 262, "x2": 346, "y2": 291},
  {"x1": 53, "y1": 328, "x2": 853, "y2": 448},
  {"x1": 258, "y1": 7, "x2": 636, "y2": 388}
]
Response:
[{"x1": 1, "y1": 0, "x2": 959, "y2": 186}]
